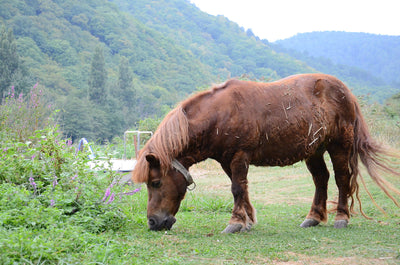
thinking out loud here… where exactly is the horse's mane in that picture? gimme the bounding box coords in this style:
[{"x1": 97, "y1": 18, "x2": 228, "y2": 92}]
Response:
[
  {"x1": 132, "y1": 80, "x2": 235, "y2": 183},
  {"x1": 132, "y1": 106, "x2": 189, "y2": 183}
]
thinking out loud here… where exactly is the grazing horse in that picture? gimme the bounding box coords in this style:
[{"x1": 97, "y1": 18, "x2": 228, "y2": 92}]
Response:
[{"x1": 132, "y1": 73, "x2": 400, "y2": 233}]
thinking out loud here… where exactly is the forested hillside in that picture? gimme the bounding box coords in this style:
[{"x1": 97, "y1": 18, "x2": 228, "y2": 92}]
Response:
[
  {"x1": 0, "y1": 0, "x2": 217, "y2": 140},
  {"x1": 111, "y1": 0, "x2": 311, "y2": 79},
  {"x1": 1, "y1": 1, "x2": 399, "y2": 141}
]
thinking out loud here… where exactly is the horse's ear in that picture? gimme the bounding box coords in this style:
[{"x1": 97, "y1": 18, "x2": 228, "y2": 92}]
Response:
[{"x1": 146, "y1": 154, "x2": 160, "y2": 169}]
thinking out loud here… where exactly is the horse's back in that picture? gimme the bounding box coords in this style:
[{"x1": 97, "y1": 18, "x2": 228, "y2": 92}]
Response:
[{"x1": 183, "y1": 74, "x2": 357, "y2": 166}]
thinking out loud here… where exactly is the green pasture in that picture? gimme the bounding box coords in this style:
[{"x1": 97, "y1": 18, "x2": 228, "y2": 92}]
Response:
[{"x1": 2, "y1": 159, "x2": 399, "y2": 264}]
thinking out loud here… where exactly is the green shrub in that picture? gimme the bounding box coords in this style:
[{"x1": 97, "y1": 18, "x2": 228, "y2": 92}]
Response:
[{"x1": 0, "y1": 84, "x2": 143, "y2": 263}]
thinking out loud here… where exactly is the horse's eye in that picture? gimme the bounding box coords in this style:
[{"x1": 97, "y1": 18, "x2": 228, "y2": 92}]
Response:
[{"x1": 151, "y1": 180, "x2": 161, "y2": 188}]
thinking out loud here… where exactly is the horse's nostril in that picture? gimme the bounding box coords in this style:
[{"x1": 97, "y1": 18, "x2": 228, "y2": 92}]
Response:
[
  {"x1": 148, "y1": 215, "x2": 176, "y2": 230},
  {"x1": 148, "y1": 217, "x2": 157, "y2": 227},
  {"x1": 162, "y1": 216, "x2": 176, "y2": 230}
]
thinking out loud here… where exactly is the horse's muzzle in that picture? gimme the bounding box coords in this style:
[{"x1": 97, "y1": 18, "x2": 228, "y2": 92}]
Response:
[{"x1": 148, "y1": 215, "x2": 176, "y2": 231}]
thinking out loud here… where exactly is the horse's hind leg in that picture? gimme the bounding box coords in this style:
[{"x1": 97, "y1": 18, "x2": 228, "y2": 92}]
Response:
[
  {"x1": 221, "y1": 151, "x2": 256, "y2": 233},
  {"x1": 301, "y1": 151, "x2": 330, "y2": 228},
  {"x1": 327, "y1": 138, "x2": 353, "y2": 228}
]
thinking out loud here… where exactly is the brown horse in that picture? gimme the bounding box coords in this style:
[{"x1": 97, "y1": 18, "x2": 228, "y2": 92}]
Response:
[{"x1": 132, "y1": 73, "x2": 400, "y2": 233}]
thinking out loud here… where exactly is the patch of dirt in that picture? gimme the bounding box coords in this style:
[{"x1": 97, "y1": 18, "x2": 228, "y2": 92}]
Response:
[
  {"x1": 190, "y1": 167, "x2": 219, "y2": 179},
  {"x1": 190, "y1": 161, "x2": 225, "y2": 178},
  {"x1": 270, "y1": 252, "x2": 396, "y2": 265}
]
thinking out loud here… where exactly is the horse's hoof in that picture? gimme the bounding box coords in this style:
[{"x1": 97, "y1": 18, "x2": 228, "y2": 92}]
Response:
[
  {"x1": 222, "y1": 223, "x2": 248, "y2": 233},
  {"x1": 300, "y1": 218, "x2": 320, "y2": 228},
  {"x1": 334, "y1": 220, "x2": 348, "y2": 229}
]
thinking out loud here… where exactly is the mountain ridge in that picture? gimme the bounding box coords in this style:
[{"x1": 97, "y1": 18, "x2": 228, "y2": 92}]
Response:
[{"x1": 275, "y1": 31, "x2": 400, "y2": 86}]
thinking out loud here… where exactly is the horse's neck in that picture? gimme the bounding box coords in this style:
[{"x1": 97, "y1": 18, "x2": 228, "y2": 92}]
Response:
[{"x1": 179, "y1": 147, "x2": 211, "y2": 169}]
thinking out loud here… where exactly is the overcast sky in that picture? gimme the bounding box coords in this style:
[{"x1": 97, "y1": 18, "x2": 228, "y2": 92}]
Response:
[{"x1": 190, "y1": 0, "x2": 400, "y2": 42}]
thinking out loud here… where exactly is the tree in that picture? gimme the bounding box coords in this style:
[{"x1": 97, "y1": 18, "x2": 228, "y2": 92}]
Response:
[
  {"x1": 88, "y1": 46, "x2": 107, "y2": 105},
  {"x1": 59, "y1": 97, "x2": 94, "y2": 142},
  {"x1": 118, "y1": 56, "x2": 135, "y2": 105},
  {"x1": 115, "y1": 56, "x2": 138, "y2": 129},
  {"x1": 59, "y1": 96, "x2": 123, "y2": 142},
  {"x1": 0, "y1": 26, "x2": 31, "y2": 96}
]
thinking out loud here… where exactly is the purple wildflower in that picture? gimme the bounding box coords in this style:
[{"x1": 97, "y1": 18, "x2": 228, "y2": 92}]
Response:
[
  {"x1": 67, "y1": 139, "x2": 72, "y2": 146},
  {"x1": 52, "y1": 177, "x2": 58, "y2": 188},
  {"x1": 30, "y1": 89, "x2": 39, "y2": 108},
  {"x1": 71, "y1": 174, "x2": 77, "y2": 180},
  {"x1": 122, "y1": 187, "x2": 142, "y2": 196},
  {"x1": 50, "y1": 199, "x2": 55, "y2": 206},
  {"x1": 102, "y1": 188, "x2": 111, "y2": 202},
  {"x1": 29, "y1": 177, "x2": 37, "y2": 190},
  {"x1": 33, "y1": 82, "x2": 38, "y2": 89},
  {"x1": 31, "y1": 154, "x2": 36, "y2": 160},
  {"x1": 133, "y1": 187, "x2": 141, "y2": 193},
  {"x1": 105, "y1": 192, "x2": 115, "y2": 204}
]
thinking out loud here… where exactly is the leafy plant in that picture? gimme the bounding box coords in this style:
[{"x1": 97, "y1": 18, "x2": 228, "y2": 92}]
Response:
[{"x1": 0, "y1": 83, "x2": 142, "y2": 264}]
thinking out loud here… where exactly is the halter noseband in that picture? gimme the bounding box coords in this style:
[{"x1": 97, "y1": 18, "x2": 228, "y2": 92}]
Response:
[{"x1": 171, "y1": 159, "x2": 196, "y2": 191}]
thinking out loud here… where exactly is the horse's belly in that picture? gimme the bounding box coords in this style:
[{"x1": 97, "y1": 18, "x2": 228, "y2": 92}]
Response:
[
  {"x1": 252, "y1": 153, "x2": 304, "y2": 167},
  {"x1": 250, "y1": 137, "x2": 320, "y2": 167}
]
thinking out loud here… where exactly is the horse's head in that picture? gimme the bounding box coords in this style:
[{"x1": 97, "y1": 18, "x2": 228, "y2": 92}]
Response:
[{"x1": 144, "y1": 154, "x2": 194, "y2": 231}]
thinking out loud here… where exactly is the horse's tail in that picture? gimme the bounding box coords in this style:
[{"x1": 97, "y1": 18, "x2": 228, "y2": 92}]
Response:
[{"x1": 349, "y1": 100, "x2": 400, "y2": 217}]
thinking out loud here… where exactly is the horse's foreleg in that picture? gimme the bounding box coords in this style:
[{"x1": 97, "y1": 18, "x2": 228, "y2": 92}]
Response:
[
  {"x1": 222, "y1": 152, "x2": 256, "y2": 233},
  {"x1": 301, "y1": 153, "x2": 330, "y2": 228}
]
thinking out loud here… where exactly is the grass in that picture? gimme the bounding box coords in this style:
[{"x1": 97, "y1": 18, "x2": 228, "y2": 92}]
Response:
[
  {"x1": 4, "y1": 159, "x2": 399, "y2": 264},
  {"x1": 167, "y1": 161, "x2": 400, "y2": 264}
]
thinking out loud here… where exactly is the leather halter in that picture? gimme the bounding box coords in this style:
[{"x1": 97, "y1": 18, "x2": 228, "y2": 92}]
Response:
[{"x1": 171, "y1": 159, "x2": 196, "y2": 191}]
